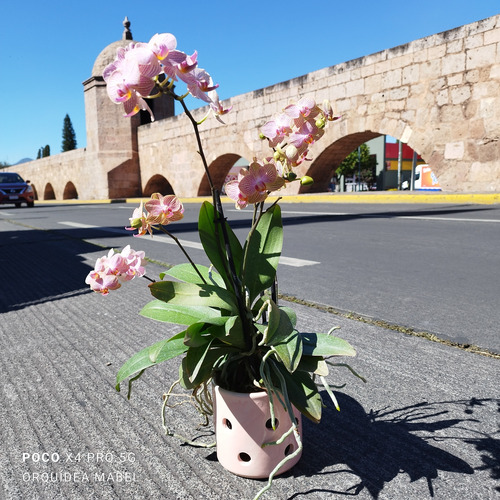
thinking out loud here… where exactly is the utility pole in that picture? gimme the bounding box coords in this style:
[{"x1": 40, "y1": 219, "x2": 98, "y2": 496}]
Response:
[
  {"x1": 357, "y1": 146, "x2": 361, "y2": 191},
  {"x1": 411, "y1": 150, "x2": 417, "y2": 190},
  {"x1": 397, "y1": 141, "x2": 403, "y2": 190}
]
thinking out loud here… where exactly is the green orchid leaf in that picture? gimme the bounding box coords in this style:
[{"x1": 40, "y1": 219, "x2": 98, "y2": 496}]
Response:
[
  {"x1": 297, "y1": 355, "x2": 329, "y2": 376},
  {"x1": 243, "y1": 204, "x2": 283, "y2": 304},
  {"x1": 261, "y1": 300, "x2": 281, "y2": 344},
  {"x1": 183, "y1": 315, "x2": 239, "y2": 347},
  {"x1": 116, "y1": 331, "x2": 187, "y2": 395},
  {"x1": 266, "y1": 308, "x2": 295, "y2": 345},
  {"x1": 184, "y1": 322, "x2": 213, "y2": 347},
  {"x1": 224, "y1": 315, "x2": 247, "y2": 350},
  {"x1": 198, "y1": 201, "x2": 243, "y2": 290},
  {"x1": 149, "y1": 280, "x2": 238, "y2": 314},
  {"x1": 271, "y1": 363, "x2": 323, "y2": 423},
  {"x1": 181, "y1": 344, "x2": 232, "y2": 389},
  {"x1": 272, "y1": 329, "x2": 303, "y2": 373},
  {"x1": 140, "y1": 300, "x2": 221, "y2": 326},
  {"x1": 301, "y1": 332, "x2": 356, "y2": 357},
  {"x1": 279, "y1": 306, "x2": 297, "y2": 328},
  {"x1": 250, "y1": 292, "x2": 272, "y2": 316},
  {"x1": 162, "y1": 263, "x2": 226, "y2": 288}
]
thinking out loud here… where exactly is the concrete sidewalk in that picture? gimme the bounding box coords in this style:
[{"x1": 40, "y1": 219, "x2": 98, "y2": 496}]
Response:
[{"x1": 0, "y1": 219, "x2": 499, "y2": 499}]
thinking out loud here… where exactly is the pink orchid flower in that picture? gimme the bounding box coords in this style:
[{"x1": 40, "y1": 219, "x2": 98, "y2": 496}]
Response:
[
  {"x1": 104, "y1": 51, "x2": 156, "y2": 119},
  {"x1": 289, "y1": 120, "x2": 324, "y2": 149},
  {"x1": 225, "y1": 179, "x2": 250, "y2": 209},
  {"x1": 145, "y1": 193, "x2": 184, "y2": 226},
  {"x1": 161, "y1": 50, "x2": 198, "y2": 82},
  {"x1": 284, "y1": 96, "x2": 317, "y2": 119},
  {"x1": 148, "y1": 33, "x2": 177, "y2": 61},
  {"x1": 126, "y1": 201, "x2": 156, "y2": 237},
  {"x1": 320, "y1": 99, "x2": 341, "y2": 122},
  {"x1": 86, "y1": 245, "x2": 146, "y2": 295},
  {"x1": 225, "y1": 160, "x2": 285, "y2": 209},
  {"x1": 261, "y1": 113, "x2": 293, "y2": 148},
  {"x1": 119, "y1": 245, "x2": 146, "y2": 280},
  {"x1": 285, "y1": 143, "x2": 311, "y2": 168},
  {"x1": 85, "y1": 270, "x2": 121, "y2": 296},
  {"x1": 185, "y1": 68, "x2": 219, "y2": 102},
  {"x1": 209, "y1": 94, "x2": 232, "y2": 123}
]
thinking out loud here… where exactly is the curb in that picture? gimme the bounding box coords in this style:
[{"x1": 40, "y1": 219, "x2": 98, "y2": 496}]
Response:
[{"x1": 33, "y1": 191, "x2": 500, "y2": 206}]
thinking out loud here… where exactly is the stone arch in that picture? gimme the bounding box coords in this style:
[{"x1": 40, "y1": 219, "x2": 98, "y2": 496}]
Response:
[
  {"x1": 63, "y1": 181, "x2": 78, "y2": 200},
  {"x1": 31, "y1": 184, "x2": 39, "y2": 200},
  {"x1": 143, "y1": 175, "x2": 175, "y2": 197},
  {"x1": 299, "y1": 130, "x2": 429, "y2": 193},
  {"x1": 198, "y1": 153, "x2": 243, "y2": 196},
  {"x1": 44, "y1": 183, "x2": 56, "y2": 200}
]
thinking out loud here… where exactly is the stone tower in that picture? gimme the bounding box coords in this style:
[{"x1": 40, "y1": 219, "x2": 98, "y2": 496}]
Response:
[{"x1": 82, "y1": 17, "x2": 174, "y2": 198}]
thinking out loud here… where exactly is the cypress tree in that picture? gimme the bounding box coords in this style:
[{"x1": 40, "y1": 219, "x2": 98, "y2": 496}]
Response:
[{"x1": 61, "y1": 114, "x2": 77, "y2": 152}]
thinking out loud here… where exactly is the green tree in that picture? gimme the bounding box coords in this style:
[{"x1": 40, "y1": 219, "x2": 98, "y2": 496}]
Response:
[
  {"x1": 61, "y1": 114, "x2": 77, "y2": 152},
  {"x1": 0, "y1": 161, "x2": 10, "y2": 170},
  {"x1": 37, "y1": 145, "x2": 50, "y2": 158},
  {"x1": 335, "y1": 143, "x2": 377, "y2": 188}
]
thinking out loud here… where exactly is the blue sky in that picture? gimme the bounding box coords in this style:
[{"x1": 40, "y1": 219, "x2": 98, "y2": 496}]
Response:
[{"x1": 0, "y1": 1, "x2": 498, "y2": 164}]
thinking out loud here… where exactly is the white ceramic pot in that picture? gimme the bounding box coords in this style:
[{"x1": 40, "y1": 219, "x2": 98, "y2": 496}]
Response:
[{"x1": 213, "y1": 385, "x2": 303, "y2": 478}]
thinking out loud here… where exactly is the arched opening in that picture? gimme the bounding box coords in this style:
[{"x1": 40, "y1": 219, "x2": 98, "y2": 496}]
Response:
[
  {"x1": 198, "y1": 153, "x2": 246, "y2": 196},
  {"x1": 43, "y1": 183, "x2": 56, "y2": 200},
  {"x1": 299, "y1": 131, "x2": 381, "y2": 193},
  {"x1": 31, "y1": 184, "x2": 38, "y2": 200},
  {"x1": 143, "y1": 175, "x2": 174, "y2": 197},
  {"x1": 63, "y1": 181, "x2": 78, "y2": 200},
  {"x1": 300, "y1": 131, "x2": 428, "y2": 193}
]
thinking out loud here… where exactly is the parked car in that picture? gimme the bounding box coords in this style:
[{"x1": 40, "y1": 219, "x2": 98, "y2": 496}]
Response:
[{"x1": 0, "y1": 172, "x2": 35, "y2": 207}]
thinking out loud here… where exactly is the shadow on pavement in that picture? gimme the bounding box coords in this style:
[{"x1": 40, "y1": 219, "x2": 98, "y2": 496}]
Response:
[
  {"x1": 0, "y1": 228, "x2": 97, "y2": 312},
  {"x1": 287, "y1": 393, "x2": 499, "y2": 498}
]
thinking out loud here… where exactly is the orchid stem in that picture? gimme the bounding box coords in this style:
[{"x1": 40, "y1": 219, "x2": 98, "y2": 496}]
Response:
[
  {"x1": 159, "y1": 227, "x2": 207, "y2": 285},
  {"x1": 174, "y1": 90, "x2": 253, "y2": 350}
]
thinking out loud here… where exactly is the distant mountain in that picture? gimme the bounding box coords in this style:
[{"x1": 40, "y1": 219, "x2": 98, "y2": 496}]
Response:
[{"x1": 14, "y1": 158, "x2": 33, "y2": 165}]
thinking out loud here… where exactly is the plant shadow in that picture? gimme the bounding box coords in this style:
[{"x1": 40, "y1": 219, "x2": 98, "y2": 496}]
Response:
[{"x1": 287, "y1": 393, "x2": 499, "y2": 498}]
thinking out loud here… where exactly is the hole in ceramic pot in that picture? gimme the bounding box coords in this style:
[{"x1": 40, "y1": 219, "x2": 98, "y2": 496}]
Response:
[
  {"x1": 238, "y1": 452, "x2": 251, "y2": 462},
  {"x1": 284, "y1": 444, "x2": 294, "y2": 456},
  {"x1": 222, "y1": 418, "x2": 232, "y2": 429},
  {"x1": 265, "y1": 418, "x2": 279, "y2": 430}
]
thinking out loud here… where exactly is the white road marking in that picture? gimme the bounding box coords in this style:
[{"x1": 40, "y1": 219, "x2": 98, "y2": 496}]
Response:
[
  {"x1": 59, "y1": 221, "x2": 96, "y2": 228},
  {"x1": 58, "y1": 221, "x2": 319, "y2": 266},
  {"x1": 281, "y1": 210, "x2": 349, "y2": 216},
  {"x1": 279, "y1": 256, "x2": 319, "y2": 267},
  {"x1": 396, "y1": 215, "x2": 500, "y2": 223},
  {"x1": 235, "y1": 209, "x2": 500, "y2": 223}
]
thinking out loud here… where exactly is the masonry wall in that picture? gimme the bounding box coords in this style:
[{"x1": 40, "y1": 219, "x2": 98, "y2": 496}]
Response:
[
  {"x1": 12, "y1": 15, "x2": 500, "y2": 198},
  {"x1": 13, "y1": 149, "x2": 88, "y2": 200},
  {"x1": 138, "y1": 14, "x2": 500, "y2": 194}
]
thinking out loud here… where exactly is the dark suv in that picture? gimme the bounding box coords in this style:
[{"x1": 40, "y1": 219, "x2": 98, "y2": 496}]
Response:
[{"x1": 0, "y1": 172, "x2": 35, "y2": 207}]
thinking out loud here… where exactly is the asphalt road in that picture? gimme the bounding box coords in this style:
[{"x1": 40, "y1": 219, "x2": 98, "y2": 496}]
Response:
[
  {"x1": 1, "y1": 198, "x2": 499, "y2": 499},
  {"x1": 1, "y1": 199, "x2": 499, "y2": 353}
]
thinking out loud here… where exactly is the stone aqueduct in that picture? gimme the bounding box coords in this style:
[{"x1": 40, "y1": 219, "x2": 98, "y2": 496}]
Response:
[{"x1": 14, "y1": 15, "x2": 500, "y2": 200}]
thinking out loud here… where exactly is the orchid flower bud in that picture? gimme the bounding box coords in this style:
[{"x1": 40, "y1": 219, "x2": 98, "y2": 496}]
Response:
[
  {"x1": 129, "y1": 216, "x2": 144, "y2": 229},
  {"x1": 273, "y1": 148, "x2": 286, "y2": 163},
  {"x1": 300, "y1": 176, "x2": 314, "y2": 186},
  {"x1": 316, "y1": 117, "x2": 326, "y2": 129}
]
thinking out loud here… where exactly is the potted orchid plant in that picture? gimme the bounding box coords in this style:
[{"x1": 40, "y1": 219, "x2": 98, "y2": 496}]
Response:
[{"x1": 86, "y1": 32, "x2": 364, "y2": 499}]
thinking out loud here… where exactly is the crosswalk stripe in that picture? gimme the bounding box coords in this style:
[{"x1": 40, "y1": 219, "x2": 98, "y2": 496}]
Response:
[{"x1": 58, "y1": 221, "x2": 319, "y2": 267}]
